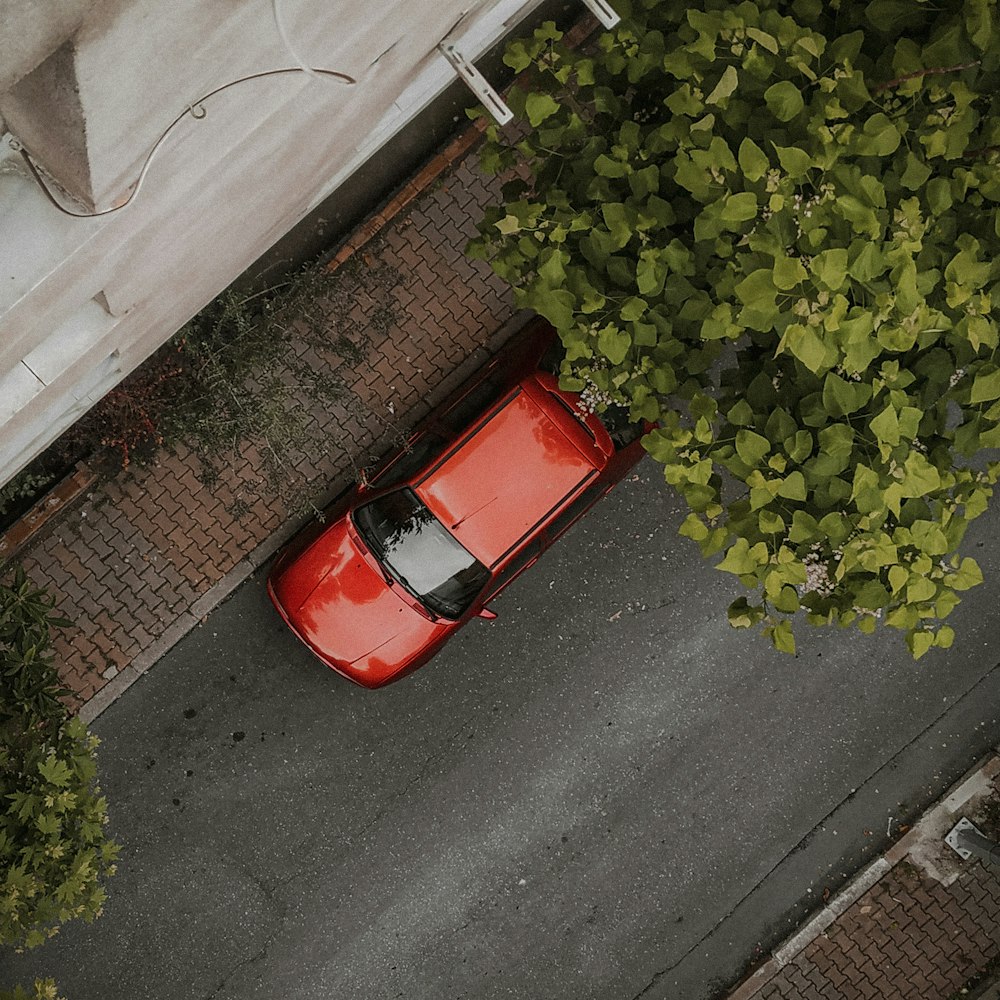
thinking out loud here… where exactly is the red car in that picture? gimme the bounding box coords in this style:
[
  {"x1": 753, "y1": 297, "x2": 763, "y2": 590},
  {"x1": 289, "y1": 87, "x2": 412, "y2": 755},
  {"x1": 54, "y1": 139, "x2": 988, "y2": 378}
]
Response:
[{"x1": 267, "y1": 318, "x2": 647, "y2": 688}]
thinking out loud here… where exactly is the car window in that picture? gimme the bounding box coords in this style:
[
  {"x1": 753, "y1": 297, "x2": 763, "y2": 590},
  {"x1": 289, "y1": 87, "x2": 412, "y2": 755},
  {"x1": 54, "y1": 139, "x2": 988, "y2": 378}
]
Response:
[
  {"x1": 439, "y1": 374, "x2": 506, "y2": 435},
  {"x1": 369, "y1": 431, "x2": 446, "y2": 489},
  {"x1": 352, "y1": 488, "x2": 490, "y2": 620},
  {"x1": 547, "y1": 483, "x2": 605, "y2": 541}
]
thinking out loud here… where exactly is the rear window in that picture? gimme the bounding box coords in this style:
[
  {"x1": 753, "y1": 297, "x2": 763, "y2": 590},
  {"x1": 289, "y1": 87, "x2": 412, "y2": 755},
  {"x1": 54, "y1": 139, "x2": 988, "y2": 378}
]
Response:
[{"x1": 353, "y1": 488, "x2": 490, "y2": 620}]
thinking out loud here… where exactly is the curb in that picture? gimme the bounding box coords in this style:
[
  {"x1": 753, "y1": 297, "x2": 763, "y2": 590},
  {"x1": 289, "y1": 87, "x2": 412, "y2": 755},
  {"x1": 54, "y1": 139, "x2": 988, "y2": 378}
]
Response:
[{"x1": 726, "y1": 752, "x2": 1000, "y2": 1000}]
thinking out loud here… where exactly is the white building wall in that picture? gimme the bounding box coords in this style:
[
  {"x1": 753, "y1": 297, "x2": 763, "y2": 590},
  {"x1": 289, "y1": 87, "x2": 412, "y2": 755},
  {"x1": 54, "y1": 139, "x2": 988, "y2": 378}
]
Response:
[{"x1": 0, "y1": 0, "x2": 543, "y2": 487}]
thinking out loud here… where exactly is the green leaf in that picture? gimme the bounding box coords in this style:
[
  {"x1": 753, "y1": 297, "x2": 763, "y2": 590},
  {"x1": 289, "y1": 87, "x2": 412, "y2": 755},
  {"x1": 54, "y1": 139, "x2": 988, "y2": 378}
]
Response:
[
  {"x1": 907, "y1": 630, "x2": 934, "y2": 659},
  {"x1": 736, "y1": 430, "x2": 771, "y2": 467},
  {"x1": 679, "y1": 513, "x2": 709, "y2": 542},
  {"x1": 525, "y1": 92, "x2": 561, "y2": 127},
  {"x1": 950, "y1": 557, "x2": 984, "y2": 590},
  {"x1": 716, "y1": 538, "x2": 758, "y2": 576},
  {"x1": 769, "y1": 619, "x2": 797, "y2": 654},
  {"x1": 495, "y1": 215, "x2": 522, "y2": 235},
  {"x1": 720, "y1": 192, "x2": 758, "y2": 223},
  {"x1": 746, "y1": 27, "x2": 779, "y2": 54},
  {"x1": 629, "y1": 165, "x2": 660, "y2": 200},
  {"x1": 597, "y1": 325, "x2": 631, "y2": 365},
  {"x1": 936, "y1": 625, "x2": 956, "y2": 649},
  {"x1": 782, "y1": 324, "x2": 829, "y2": 374},
  {"x1": 773, "y1": 144, "x2": 812, "y2": 178},
  {"x1": 594, "y1": 154, "x2": 628, "y2": 178},
  {"x1": 900, "y1": 152, "x2": 932, "y2": 191},
  {"x1": 789, "y1": 510, "x2": 819, "y2": 542},
  {"x1": 530, "y1": 288, "x2": 578, "y2": 329},
  {"x1": 706, "y1": 65, "x2": 739, "y2": 105},
  {"x1": 869, "y1": 405, "x2": 900, "y2": 446},
  {"x1": 970, "y1": 368, "x2": 1000, "y2": 403},
  {"x1": 735, "y1": 269, "x2": 777, "y2": 306},
  {"x1": 619, "y1": 296, "x2": 646, "y2": 322},
  {"x1": 728, "y1": 399, "x2": 755, "y2": 426},
  {"x1": 857, "y1": 112, "x2": 900, "y2": 155},
  {"x1": 778, "y1": 471, "x2": 807, "y2": 500},
  {"x1": 773, "y1": 256, "x2": 807, "y2": 290},
  {"x1": 765, "y1": 81, "x2": 805, "y2": 122},
  {"x1": 728, "y1": 597, "x2": 767, "y2": 628},
  {"x1": 900, "y1": 452, "x2": 941, "y2": 497},
  {"x1": 906, "y1": 575, "x2": 937, "y2": 603},
  {"x1": 823, "y1": 372, "x2": 870, "y2": 417},
  {"x1": 849, "y1": 243, "x2": 885, "y2": 283},
  {"x1": 810, "y1": 249, "x2": 848, "y2": 291},
  {"x1": 926, "y1": 178, "x2": 953, "y2": 215},
  {"x1": 738, "y1": 138, "x2": 770, "y2": 182}
]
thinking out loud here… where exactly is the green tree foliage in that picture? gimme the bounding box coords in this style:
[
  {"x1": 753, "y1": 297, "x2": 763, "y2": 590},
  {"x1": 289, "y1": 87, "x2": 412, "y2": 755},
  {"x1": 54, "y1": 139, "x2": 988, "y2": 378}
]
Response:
[
  {"x1": 1, "y1": 567, "x2": 117, "y2": 992},
  {"x1": 469, "y1": 0, "x2": 1000, "y2": 655}
]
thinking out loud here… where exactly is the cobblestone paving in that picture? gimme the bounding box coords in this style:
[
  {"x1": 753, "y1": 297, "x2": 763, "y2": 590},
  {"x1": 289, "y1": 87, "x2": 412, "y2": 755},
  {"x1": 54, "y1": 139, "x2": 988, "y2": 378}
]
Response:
[{"x1": 755, "y1": 864, "x2": 1000, "y2": 1000}]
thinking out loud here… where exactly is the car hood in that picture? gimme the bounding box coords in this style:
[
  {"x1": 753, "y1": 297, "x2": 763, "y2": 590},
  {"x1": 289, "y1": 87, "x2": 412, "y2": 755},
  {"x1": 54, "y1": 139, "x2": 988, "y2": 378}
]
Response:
[{"x1": 270, "y1": 519, "x2": 445, "y2": 678}]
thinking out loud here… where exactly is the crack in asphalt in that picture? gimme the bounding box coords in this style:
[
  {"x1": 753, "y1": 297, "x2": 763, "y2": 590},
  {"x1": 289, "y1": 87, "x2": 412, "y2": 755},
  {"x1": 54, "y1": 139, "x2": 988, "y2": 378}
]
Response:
[
  {"x1": 627, "y1": 657, "x2": 1000, "y2": 1000},
  {"x1": 346, "y1": 709, "x2": 480, "y2": 847},
  {"x1": 203, "y1": 937, "x2": 274, "y2": 1000}
]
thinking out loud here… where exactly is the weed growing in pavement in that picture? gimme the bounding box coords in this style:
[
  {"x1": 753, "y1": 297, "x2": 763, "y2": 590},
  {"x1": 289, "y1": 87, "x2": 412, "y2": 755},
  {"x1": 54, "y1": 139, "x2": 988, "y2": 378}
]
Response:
[
  {"x1": 0, "y1": 468, "x2": 60, "y2": 530},
  {"x1": 10, "y1": 246, "x2": 408, "y2": 514}
]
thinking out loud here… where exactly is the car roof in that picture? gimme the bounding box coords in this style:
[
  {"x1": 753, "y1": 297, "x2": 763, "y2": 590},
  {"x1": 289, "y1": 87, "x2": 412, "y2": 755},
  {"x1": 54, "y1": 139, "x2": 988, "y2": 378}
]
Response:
[{"x1": 415, "y1": 376, "x2": 600, "y2": 568}]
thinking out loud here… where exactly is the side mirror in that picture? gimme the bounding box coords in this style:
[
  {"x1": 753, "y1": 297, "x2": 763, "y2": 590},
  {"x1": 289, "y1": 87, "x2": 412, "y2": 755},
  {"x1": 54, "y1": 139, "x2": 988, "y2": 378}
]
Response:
[{"x1": 477, "y1": 606, "x2": 498, "y2": 621}]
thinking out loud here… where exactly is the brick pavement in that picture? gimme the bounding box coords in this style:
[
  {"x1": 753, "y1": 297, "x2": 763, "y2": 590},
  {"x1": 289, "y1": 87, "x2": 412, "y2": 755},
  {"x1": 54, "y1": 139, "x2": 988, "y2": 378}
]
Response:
[
  {"x1": 9, "y1": 120, "x2": 518, "y2": 715},
  {"x1": 727, "y1": 756, "x2": 1000, "y2": 1000}
]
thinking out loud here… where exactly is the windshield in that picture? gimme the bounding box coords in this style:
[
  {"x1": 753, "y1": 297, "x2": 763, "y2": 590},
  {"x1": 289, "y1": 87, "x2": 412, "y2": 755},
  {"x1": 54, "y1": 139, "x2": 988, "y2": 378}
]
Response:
[{"x1": 352, "y1": 488, "x2": 490, "y2": 620}]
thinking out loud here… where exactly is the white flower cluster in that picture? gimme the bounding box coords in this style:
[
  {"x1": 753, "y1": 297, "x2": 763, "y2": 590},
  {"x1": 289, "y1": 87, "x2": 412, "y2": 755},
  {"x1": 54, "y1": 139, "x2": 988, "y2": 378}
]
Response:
[
  {"x1": 852, "y1": 606, "x2": 882, "y2": 619},
  {"x1": 577, "y1": 380, "x2": 616, "y2": 415},
  {"x1": 834, "y1": 364, "x2": 863, "y2": 382},
  {"x1": 790, "y1": 184, "x2": 832, "y2": 236},
  {"x1": 799, "y1": 543, "x2": 838, "y2": 598},
  {"x1": 949, "y1": 367, "x2": 966, "y2": 388}
]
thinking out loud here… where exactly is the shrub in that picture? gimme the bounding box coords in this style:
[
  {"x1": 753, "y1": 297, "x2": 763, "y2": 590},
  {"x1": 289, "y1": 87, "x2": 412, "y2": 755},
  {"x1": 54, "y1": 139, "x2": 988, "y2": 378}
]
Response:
[
  {"x1": 0, "y1": 566, "x2": 117, "y2": 986},
  {"x1": 470, "y1": 0, "x2": 1000, "y2": 656}
]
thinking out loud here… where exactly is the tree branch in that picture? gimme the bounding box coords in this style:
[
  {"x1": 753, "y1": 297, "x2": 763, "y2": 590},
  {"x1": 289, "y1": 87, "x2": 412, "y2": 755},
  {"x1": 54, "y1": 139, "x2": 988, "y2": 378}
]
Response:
[{"x1": 872, "y1": 61, "x2": 981, "y2": 94}]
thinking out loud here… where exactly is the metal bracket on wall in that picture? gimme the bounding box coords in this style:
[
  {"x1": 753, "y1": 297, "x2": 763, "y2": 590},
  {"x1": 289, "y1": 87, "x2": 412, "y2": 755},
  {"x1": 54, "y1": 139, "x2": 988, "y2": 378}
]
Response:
[
  {"x1": 945, "y1": 817, "x2": 1000, "y2": 867},
  {"x1": 580, "y1": 0, "x2": 620, "y2": 29},
  {"x1": 438, "y1": 42, "x2": 512, "y2": 126}
]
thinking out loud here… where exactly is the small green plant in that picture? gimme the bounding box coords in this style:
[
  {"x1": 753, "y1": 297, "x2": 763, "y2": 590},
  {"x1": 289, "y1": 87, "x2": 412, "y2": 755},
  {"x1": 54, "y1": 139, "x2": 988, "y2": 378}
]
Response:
[
  {"x1": 0, "y1": 980, "x2": 64, "y2": 1000},
  {"x1": 48, "y1": 250, "x2": 401, "y2": 506},
  {"x1": 0, "y1": 472, "x2": 57, "y2": 522},
  {"x1": 0, "y1": 566, "x2": 118, "y2": 995}
]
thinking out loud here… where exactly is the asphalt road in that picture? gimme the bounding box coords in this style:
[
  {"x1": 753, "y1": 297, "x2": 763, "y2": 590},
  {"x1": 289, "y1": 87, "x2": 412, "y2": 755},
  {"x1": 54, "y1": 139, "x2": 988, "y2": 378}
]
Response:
[{"x1": 5, "y1": 456, "x2": 999, "y2": 1000}]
